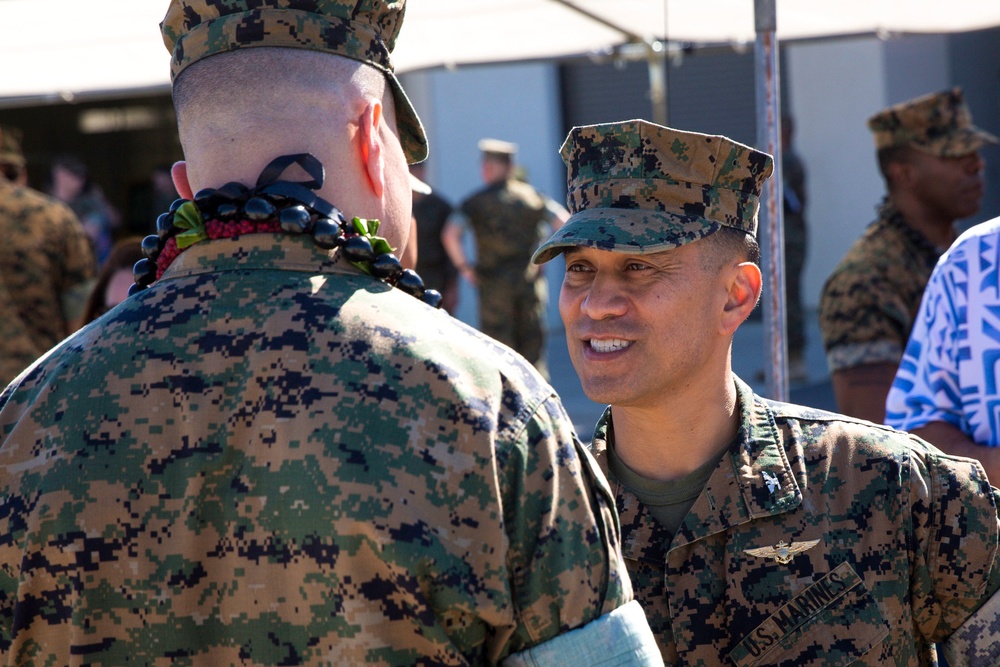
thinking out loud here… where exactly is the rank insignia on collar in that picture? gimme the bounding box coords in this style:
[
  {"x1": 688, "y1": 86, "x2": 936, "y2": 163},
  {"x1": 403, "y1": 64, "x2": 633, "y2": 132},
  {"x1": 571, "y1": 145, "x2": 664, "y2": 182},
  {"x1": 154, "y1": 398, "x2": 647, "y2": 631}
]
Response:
[
  {"x1": 762, "y1": 470, "x2": 781, "y2": 494},
  {"x1": 744, "y1": 539, "x2": 820, "y2": 565}
]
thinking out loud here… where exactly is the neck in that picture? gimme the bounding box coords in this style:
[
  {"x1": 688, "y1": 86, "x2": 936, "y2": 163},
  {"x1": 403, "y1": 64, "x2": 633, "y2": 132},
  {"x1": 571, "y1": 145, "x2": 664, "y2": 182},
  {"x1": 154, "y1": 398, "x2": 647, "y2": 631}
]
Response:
[
  {"x1": 889, "y1": 195, "x2": 956, "y2": 249},
  {"x1": 611, "y1": 369, "x2": 739, "y2": 482}
]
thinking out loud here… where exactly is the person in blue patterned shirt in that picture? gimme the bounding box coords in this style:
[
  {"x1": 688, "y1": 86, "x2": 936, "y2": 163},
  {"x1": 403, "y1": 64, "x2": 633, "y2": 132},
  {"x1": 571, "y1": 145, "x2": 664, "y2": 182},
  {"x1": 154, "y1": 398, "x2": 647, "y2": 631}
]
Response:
[{"x1": 886, "y1": 215, "x2": 1000, "y2": 483}]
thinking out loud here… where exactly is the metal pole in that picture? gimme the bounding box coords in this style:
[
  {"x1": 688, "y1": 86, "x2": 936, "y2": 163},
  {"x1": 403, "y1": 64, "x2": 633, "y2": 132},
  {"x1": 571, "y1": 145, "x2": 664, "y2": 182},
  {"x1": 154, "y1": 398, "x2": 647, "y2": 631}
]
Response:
[
  {"x1": 647, "y1": 43, "x2": 668, "y2": 126},
  {"x1": 754, "y1": 0, "x2": 788, "y2": 401}
]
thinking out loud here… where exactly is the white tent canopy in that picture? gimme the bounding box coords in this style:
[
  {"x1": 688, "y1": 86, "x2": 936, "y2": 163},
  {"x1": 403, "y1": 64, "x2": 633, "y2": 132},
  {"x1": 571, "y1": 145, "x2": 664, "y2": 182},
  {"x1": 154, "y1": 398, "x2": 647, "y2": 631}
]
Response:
[
  {"x1": 395, "y1": 1, "x2": 1000, "y2": 71},
  {"x1": 2, "y1": 0, "x2": 1000, "y2": 105}
]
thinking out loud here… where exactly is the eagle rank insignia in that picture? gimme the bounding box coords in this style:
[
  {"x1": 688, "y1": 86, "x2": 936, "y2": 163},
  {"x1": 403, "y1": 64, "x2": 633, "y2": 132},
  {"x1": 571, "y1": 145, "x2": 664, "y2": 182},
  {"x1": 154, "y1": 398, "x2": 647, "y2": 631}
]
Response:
[{"x1": 744, "y1": 539, "x2": 820, "y2": 564}]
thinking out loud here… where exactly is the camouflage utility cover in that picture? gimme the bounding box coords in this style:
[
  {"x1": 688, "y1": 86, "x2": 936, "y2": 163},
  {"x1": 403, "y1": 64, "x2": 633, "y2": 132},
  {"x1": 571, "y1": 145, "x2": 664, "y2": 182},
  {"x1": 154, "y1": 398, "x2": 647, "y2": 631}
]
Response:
[
  {"x1": 160, "y1": 0, "x2": 427, "y2": 163},
  {"x1": 533, "y1": 119, "x2": 773, "y2": 265},
  {"x1": 868, "y1": 87, "x2": 997, "y2": 158},
  {"x1": 591, "y1": 377, "x2": 1000, "y2": 665},
  {"x1": 0, "y1": 180, "x2": 95, "y2": 386},
  {"x1": 0, "y1": 235, "x2": 631, "y2": 664},
  {"x1": 819, "y1": 202, "x2": 942, "y2": 372}
]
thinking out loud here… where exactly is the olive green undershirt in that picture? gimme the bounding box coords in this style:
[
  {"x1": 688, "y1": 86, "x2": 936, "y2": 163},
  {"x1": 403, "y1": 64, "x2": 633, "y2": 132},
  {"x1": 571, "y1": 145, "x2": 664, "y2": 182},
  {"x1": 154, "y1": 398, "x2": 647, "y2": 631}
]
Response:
[{"x1": 608, "y1": 439, "x2": 727, "y2": 537}]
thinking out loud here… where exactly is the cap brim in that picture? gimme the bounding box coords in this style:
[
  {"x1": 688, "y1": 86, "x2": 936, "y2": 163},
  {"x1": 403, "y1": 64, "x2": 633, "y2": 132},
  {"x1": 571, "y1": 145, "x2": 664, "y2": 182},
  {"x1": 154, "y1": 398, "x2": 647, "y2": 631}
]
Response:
[
  {"x1": 409, "y1": 172, "x2": 432, "y2": 195},
  {"x1": 387, "y1": 72, "x2": 428, "y2": 164},
  {"x1": 912, "y1": 126, "x2": 999, "y2": 158},
  {"x1": 532, "y1": 208, "x2": 720, "y2": 264}
]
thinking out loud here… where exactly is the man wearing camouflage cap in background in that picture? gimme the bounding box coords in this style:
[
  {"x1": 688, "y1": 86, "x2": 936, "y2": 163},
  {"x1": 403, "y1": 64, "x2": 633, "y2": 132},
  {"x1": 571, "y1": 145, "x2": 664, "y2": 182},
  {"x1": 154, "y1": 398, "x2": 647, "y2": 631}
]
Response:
[
  {"x1": 0, "y1": 2, "x2": 660, "y2": 665},
  {"x1": 0, "y1": 124, "x2": 95, "y2": 385},
  {"x1": 533, "y1": 118, "x2": 1000, "y2": 664},
  {"x1": 820, "y1": 88, "x2": 995, "y2": 424},
  {"x1": 442, "y1": 138, "x2": 568, "y2": 380}
]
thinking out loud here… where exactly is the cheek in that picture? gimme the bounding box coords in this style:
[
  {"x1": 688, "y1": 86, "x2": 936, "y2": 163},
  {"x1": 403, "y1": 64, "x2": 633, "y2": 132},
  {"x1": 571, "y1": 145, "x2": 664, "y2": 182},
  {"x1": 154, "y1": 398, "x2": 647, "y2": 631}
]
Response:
[{"x1": 558, "y1": 285, "x2": 577, "y2": 325}]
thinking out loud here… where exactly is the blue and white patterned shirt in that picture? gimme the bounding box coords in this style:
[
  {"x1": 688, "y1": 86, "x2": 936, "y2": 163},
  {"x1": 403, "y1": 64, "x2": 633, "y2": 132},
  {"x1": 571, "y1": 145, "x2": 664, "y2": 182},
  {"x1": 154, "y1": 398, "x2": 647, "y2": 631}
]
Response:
[{"x1": 886, "y1": 216, "x2": 1000, "y2": 446}]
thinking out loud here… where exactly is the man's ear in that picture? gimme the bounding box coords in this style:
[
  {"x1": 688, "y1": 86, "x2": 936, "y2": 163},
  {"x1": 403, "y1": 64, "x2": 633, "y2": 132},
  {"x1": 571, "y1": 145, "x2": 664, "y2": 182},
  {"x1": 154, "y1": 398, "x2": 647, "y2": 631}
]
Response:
[
  {"x1": 885, "y1": 160, "x2": 912, "y2": 191},
  {"x1": 171, "y1": 161, "x2": 194, "y2": 200},
  {"x1": 721, "y1": 261, "x2": 762, "y2": 335},
  {"x1": 358, "y1": 101, "x2": 385, "y2": 198}
]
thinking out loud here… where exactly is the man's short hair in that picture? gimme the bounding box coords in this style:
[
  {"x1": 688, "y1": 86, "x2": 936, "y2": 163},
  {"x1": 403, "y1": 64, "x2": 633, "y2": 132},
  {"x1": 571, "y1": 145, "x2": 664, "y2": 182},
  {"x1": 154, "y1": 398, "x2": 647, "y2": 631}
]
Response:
[
  {"x1": 700, "y1": 227, "x2": 760, "y2": 272},
  {"x1": 172, "y1": 48, "x2": 389, "y2": 126}
]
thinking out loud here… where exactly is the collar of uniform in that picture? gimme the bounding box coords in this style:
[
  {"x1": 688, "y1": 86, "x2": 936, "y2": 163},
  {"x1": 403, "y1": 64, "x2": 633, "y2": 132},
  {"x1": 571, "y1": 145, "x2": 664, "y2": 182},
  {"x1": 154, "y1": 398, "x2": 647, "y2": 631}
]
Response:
[
  {"x1": 159, "y1": 234, "x2": 357, "y2": 281},
  {"x1": 879, "y1": 198, "x2": 945, "y2": 256},
  {"x1": 588, "y1": 381, "x2": 802, "y2": 554},
  {"x1": 670, "y1": 376, "x2": 802, "y2": 549}
]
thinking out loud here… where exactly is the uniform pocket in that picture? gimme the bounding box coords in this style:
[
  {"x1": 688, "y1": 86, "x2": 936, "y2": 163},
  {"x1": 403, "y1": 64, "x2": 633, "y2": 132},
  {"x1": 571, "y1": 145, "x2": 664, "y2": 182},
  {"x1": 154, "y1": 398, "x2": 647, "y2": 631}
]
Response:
[{"x1": 728, "y1": 562, "x2": 889, "y2": 667}]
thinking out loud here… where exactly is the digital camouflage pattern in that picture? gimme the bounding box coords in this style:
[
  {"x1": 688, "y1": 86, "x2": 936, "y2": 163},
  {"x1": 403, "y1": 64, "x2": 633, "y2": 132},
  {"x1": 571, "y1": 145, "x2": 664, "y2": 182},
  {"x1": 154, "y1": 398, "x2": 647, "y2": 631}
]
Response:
[
  {"x1": 0, "y1": 179, "x2": 95, "y2": 386},
  {"x1": 819, "y1": 201, "x2": 942, "y2": 373},
  {"x1": 160, "y1": 0, "x2": 427, "y2": 164},
  {"x1": 0, "y1": 234, "x2": 633, "y2": 665},
  {"x1": 590, "y1": 377, "x2": 1000, "y2": 666},
  {"x1": 460, "y1": 179, "x2": 551, "y2": 374},
  {"x1": 532, "y1": 119, "x2": 773, "y2": 265},
  {"x1": 868, "y1": 87, "x2": 997, "y2": 158}
]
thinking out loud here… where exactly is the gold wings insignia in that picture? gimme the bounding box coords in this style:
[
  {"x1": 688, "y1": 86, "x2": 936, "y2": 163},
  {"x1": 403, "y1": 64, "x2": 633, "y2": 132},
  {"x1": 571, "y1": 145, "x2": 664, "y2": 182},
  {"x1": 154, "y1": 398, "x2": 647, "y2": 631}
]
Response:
[{"x1": 744, "y1": 539, "x2": 821, "y2": 564}]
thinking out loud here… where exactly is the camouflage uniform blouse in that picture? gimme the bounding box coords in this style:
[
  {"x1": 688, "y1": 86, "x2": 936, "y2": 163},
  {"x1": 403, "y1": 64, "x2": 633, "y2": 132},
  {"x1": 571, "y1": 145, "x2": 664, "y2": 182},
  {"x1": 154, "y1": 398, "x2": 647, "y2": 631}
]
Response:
[
  {"x1": 460, "y1": 178, "x2": 550, "y2": 281},
  {"x1": 591, "y1": 377, "x2": 1000, "y2": 666},
  {"x1": 819, "y1": 202, "x2": 942, "y2": 373},
  {"x1": 0, "y1": 180, "x2": 95, "y2": 385},
  {"x1": 0, "y1": 235, "x2": 631, "y2": 666}
]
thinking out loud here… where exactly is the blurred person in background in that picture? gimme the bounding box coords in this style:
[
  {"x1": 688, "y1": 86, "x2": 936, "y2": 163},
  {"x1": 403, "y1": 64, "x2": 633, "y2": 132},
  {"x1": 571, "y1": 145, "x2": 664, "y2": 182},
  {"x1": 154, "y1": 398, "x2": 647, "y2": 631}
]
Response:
[
  {"x1": 80, "y1": 235, "x2": 145, "y2": 325},
  {"x1": 819, "y1": 88, "x2": 994, "y2": 423},
  {"x1": 443, "y1": 139, "x2": 567, "y2": 379},
  {"x1": 0, "y1": 125, "x2": 95, "y2": 385},
  {"x1": 49, "y1": 153, "x2": 121, "y2": 266}
]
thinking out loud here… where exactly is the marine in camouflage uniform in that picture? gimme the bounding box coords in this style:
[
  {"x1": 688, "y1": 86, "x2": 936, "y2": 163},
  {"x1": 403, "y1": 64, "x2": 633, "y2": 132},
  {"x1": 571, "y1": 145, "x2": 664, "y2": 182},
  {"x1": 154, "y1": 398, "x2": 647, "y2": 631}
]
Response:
[
  {"x1": 819, "y1": 88, "x2": 995, "y2": 423},
  {"x1": 819, "y1": 201, "x2": 940, "y2": 377},
  {"x1": 0, "y1": 125, "x2": 95, "y2": 386},
  {"x1": 532, "y1": 119, "x2": 1000, "y2": 665},
  {"x1": 444, "y1": 140, "x2": 564, "y2": 379},
  {"x1": 0, "y1": 3, "x2": 661, "y2": 665}
]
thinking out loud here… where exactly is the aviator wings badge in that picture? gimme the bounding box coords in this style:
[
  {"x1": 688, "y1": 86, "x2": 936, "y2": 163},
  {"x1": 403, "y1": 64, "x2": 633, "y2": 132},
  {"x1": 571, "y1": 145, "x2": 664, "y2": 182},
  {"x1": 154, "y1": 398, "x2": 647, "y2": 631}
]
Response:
[
  {"x1": 745, "y1": 539, "x2": 820, "y2": 565},
  {"x1": 762, "y1": 470, "x2": 781, "y2": 494}
]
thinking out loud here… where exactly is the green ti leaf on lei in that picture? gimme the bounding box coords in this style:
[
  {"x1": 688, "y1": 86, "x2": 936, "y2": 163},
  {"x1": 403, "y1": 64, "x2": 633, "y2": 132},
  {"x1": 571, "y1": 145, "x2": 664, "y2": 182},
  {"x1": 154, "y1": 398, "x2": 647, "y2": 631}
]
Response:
[
  {"x1": 173, "y1": 200, "x2": 208, "y2": 249},
  {"x1": 348, "y1": 216, "x2": 395, "y2": 274}
]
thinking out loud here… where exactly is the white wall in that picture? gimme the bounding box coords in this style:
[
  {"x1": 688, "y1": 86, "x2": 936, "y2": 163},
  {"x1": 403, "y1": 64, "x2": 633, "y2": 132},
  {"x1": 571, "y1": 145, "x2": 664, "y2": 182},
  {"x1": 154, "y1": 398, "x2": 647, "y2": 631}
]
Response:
[{"x1": 783, "y1": 38, "x2": 886, "y2": 310}]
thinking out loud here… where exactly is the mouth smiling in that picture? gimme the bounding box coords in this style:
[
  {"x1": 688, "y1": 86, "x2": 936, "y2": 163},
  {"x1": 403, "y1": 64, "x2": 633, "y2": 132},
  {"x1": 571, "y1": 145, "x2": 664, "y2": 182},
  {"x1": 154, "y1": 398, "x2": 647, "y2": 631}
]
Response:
[{"x1": 589, "y1": 338, "x2": 632, "y2": 353}]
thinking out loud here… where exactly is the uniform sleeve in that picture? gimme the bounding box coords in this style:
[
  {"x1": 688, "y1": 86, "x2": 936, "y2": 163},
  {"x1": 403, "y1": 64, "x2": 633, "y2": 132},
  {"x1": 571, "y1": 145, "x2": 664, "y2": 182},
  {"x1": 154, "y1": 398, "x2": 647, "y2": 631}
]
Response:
[
  {"x1": 497, "y1": 393, "x2": 637, "y2": 658},
  {"x1": 907, "y1": 444, "x2": 1000, "y2": 643},
  {"x1": 0, "y1": 277, "x2": 39, "y2": 387},
  {"x1": 819, "y1": 265, "x2": 910, "y2": 372},
  {"x1": 52, "y1": 204, "x2": 97, "y2": 324},
  {"x1": 502, "y1": 600, "x2": 662, "y2": 667},
  {"x1": 885, "y1": 255, "x2": 967, "y2": 433}
]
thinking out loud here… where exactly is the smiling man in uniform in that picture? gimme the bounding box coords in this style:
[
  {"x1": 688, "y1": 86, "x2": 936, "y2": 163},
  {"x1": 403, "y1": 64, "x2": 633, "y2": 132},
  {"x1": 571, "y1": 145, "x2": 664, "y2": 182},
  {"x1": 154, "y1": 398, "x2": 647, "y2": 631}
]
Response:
[{"x1": 533, "y1": 118, "x2": 1000, "y2": 665}]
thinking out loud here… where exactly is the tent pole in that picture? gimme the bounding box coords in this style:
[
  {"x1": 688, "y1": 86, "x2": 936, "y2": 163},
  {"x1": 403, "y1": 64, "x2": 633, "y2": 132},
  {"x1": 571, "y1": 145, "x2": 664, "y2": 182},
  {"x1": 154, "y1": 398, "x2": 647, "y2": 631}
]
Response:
[
  {"x1": 550, "y1": 0, "x2": 668, "y2": 125},
  {"x1": 647, "y1": 44, "x2": 668, "y2": 125},
  {"x1": 754, "y1": 0, "x2": 788, "y2": 401}
]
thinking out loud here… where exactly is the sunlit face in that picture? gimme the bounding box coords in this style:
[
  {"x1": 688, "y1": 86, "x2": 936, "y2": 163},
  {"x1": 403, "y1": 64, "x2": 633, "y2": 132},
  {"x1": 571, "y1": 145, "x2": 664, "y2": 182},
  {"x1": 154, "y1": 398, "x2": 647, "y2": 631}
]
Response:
[
  {"x1": 905, "y1": 150, "x2": 985, "y2": 222},
  {"x1": 558, "y1": 239, "x2": 731, "y2": 410}
]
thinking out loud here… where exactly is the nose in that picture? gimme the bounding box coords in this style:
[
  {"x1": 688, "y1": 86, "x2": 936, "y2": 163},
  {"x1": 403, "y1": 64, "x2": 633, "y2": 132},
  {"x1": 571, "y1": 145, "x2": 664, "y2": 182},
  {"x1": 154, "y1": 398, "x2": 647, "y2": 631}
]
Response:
[
  {"x1": 963, "y1": 151, "x2": 985, "y2": 174},
  {"x1": 577, "y1": 273, "x2": 629, "y2": 320}
]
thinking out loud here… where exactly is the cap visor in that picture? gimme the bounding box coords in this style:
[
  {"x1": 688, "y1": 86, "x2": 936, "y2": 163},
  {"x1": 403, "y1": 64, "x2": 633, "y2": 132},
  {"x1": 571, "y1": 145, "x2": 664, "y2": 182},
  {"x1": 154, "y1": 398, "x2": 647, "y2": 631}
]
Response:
[
  {"x1": 532, "y1": 207, "x2": 720, "y2": 264},
  {"x1": 387, "y1": 72, "x2": 428, "y2": 164}
]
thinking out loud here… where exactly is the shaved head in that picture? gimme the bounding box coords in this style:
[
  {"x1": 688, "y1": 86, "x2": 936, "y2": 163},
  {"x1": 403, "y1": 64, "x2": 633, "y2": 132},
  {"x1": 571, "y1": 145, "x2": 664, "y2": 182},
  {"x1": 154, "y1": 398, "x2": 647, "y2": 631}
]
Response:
[{"x1": 170, "y1": 47, "x2": 411, "y2": 248}]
